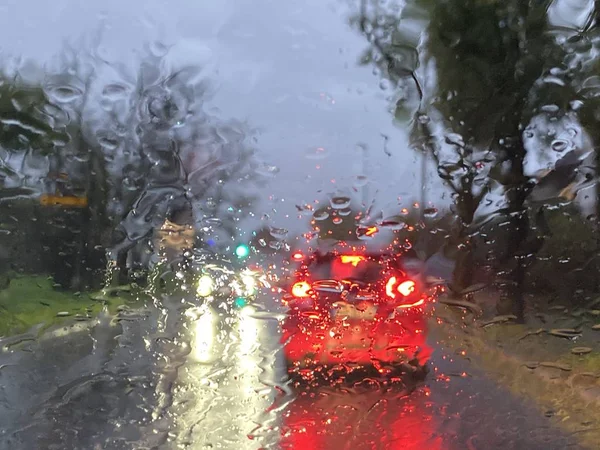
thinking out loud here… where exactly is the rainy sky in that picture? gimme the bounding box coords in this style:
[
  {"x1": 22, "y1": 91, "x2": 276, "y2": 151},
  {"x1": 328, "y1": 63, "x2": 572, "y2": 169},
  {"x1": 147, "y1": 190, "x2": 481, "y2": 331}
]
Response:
[{"x1": 0, "y1": 0, "x2": 448, "y2": 232}]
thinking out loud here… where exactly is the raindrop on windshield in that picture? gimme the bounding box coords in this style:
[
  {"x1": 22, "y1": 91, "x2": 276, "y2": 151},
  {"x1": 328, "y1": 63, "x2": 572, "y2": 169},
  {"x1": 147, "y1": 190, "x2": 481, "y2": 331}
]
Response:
[
  {"x1": 329, "y1": 196, "x2": 351, "y2": 209},
  {"x1": 353, "y1": 175, "x2": 368, "y2": 188},
  {"x1": 313, "y1": 210, "x2": 330, "y2": 221},
  {"x1": 305, "y1": 146, "x2": 329, "y2": 160},
  {"x1": 45, "y1": 85, "x2": 83, "y2": 103},
  {"x1": 269, "y1": 226, "x2": 288, "y2": 239},
  {"x1": 551, "y1": 139, "x2": 569, "y2": 152},
  {"x1": 101, "y1": 83, "x2": 131, "y2": 101},
  {"x1": 256, "y1": 163, "x2": 280, "y2": 178}
]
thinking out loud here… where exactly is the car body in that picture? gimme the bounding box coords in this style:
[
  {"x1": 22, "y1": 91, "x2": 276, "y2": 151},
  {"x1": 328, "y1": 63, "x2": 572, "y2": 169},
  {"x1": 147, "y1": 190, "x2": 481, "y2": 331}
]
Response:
[{"x1": 280, "y1": 250, "x2": 436, "y2": 384}]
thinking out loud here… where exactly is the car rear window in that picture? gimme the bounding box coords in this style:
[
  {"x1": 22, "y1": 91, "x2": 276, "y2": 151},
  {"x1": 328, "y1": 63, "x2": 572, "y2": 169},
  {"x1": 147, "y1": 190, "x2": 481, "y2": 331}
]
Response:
[{"x1": 307, "y1": 255, "x2": 388, "y2": 282}]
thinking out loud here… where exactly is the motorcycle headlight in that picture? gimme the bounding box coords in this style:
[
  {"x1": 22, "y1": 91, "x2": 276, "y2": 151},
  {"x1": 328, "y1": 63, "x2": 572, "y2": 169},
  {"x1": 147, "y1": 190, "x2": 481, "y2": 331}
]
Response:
[{"x1": 197, "y1": 275, "x2": 214, "y2": 297}]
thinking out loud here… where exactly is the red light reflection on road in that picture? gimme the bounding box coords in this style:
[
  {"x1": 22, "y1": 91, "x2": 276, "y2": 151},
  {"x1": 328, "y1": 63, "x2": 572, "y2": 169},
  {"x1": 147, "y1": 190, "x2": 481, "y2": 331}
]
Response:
[{"x1": 279, "y1": 385, "x2": 445, "y2": 450}]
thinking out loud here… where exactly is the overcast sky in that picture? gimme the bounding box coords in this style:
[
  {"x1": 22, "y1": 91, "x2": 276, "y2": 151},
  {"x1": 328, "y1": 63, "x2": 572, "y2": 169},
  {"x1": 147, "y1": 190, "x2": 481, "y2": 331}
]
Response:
[{"x1": 0, "y1": 0, "x2": 447, "y2": 232}]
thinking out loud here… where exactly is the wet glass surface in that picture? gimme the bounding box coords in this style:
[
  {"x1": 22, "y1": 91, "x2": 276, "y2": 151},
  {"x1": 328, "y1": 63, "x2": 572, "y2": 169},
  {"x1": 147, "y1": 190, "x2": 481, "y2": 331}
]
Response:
[{"x1": 1, "y1": 0, "x2": 600, "y2": 449}]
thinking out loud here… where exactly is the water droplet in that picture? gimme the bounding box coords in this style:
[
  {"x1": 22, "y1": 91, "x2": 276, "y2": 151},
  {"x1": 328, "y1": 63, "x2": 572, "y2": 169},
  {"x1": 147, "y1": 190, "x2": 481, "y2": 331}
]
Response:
[
  {"x1": 305, "y1": 146, "x2": 329, "y2": 160},
  {"x1": 379, "y1": 79, "x2": 391, "y2": 90},
  {"x1": 356, "y1": 226, "x2": 375, "y2": 240},
  {"x1": 332, "y1": 217, "x2": 343, "y2": 225},
  {"x1": 330, "y1": 196, "x2": 351, "y2": 209},
  {"x1": 46, "y1": 85, "x2": 83, "y2": 103},
  {"x1": 313, "y1": 210, "x2": 330, "y2": 221},
  {"x1": 570, "y1": 100, "x2": 584, "y2": 111},
  {"x1": 417, "y1": 114, "x2": 430, "y2": 124},
  {"x1": 269, "y1": 240, "x2": 282, "y2": 250},
  {"x1": 296, "y1": 204, "x2": 314, "y2": 216},
  {"x1": 551, "y1": 139, "x2": 569, "y2": 152},
  {"x1": 269, "y1": 227, "x2": 288, "y2": 239},
  {"x1": 102, "y1": 83, "x2": 130, "y2": 101},
  {"x1": 423, "y1": 207, "x2": 438, "y2": 218},
  {"x1": 150, "y1": 41, "x2": 169, "y2": 57},
  {"x1": 445, "y1": 133, "x2": 465, "y2": 148},
  {"x1": 202, "y1": 217, "x2": 222, "y2": 227},
  {"x1": 380, "y1": 217, "x2": 406, "y2": 230},
  {"x1": 257, "y1": 163, "x2": 280, "y2": 178},
  {"x1": 353, "y1": 175, "x2": 368, "y2": 188},
  {"x1": 99, "y1": 136, "x2": 119, "y2": 150},
  {"x1": 338, "y1": 208, "x2": 352, "y2": 216},
  {"x1": 541, "y1": 104, "x2": 560, "y2": 113}
]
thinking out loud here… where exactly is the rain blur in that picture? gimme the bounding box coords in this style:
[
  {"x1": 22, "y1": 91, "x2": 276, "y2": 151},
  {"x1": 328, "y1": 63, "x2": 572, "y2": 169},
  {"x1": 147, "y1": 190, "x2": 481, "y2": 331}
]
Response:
[{"x1": 1, "y1": 0, "x2": 600, "y2": 449}]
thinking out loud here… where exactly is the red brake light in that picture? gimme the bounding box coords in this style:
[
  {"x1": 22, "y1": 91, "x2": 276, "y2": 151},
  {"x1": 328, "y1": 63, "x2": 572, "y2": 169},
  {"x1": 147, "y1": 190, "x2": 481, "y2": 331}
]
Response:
[
  {"x1": 340, "y1": 255, "x2": 365, "y2": 266},
  {"x1": 398, "y1": 280, "x2": 416, "y2": 296},
  {"x1": 386, "y1": 277, "x2": 416, "y2": 298},
  {"x1": 292, "y1": 281, "x2": 311, "y2": 298},
  {"x1": 292, "y1": 252, "x2": 303, "y2": 261}
]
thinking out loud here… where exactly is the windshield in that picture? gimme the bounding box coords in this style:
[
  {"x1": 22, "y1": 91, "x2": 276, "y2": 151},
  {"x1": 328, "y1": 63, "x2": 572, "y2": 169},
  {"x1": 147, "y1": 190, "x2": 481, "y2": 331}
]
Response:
[{"x1": 1, "y1": 1, "x2": 599, "y2": 449}]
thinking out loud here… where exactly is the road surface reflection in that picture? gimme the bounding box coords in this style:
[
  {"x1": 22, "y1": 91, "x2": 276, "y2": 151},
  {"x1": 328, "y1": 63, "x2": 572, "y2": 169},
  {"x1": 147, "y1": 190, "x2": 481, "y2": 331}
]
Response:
[
  {"x1": 0, "y1": 296, "x2": 585, "y2": 450},
  {"x1": 280, "y1": 386, "x2": 444, "y2": 450}
]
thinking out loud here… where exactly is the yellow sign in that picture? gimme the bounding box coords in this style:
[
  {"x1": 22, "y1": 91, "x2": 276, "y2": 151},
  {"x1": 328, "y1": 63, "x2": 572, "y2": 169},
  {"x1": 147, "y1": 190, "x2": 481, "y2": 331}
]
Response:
[{"x1": 39, "y1": 195, "x2": 88, "y2": 208}]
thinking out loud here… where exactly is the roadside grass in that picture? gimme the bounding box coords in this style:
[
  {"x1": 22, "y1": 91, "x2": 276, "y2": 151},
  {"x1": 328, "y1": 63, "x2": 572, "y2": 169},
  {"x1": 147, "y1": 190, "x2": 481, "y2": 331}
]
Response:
[
  {"x1": 0, "y1": 275, "x2": 147, "y2": 337},
  {"x1": 430, "y1": 304, "x2": 600, "y2": 450}
]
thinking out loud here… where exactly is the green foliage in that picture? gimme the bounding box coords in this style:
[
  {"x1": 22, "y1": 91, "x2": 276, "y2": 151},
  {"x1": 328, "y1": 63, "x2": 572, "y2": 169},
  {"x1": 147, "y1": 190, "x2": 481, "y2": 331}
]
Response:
[
  {"x1": 0, "y1": 275, "x2": 146, "y2": 336},
  {"x1": 0, "y1": 78, "x2": 67, "y2": 153}
]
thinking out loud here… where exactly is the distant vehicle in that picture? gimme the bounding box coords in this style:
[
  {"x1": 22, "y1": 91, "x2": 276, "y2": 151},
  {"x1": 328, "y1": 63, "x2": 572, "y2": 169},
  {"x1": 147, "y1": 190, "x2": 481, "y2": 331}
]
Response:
[
  {"x1": 280, "y1": 249, "x2": 438, "y2": 385},
  {"x1": 188, "y1": 245, "x2": 263, "y2": 312},
  {"x1": 150, "y1": 218, "x2": 264, "y2": 315}
]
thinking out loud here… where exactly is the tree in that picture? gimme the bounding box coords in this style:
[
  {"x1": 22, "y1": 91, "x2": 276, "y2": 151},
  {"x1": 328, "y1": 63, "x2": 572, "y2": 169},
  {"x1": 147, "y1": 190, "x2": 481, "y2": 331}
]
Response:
[
  {"x1": 101, "y1": 52, "x2": 264, "y2": 282},
  {"x1": 352, "y1": 0, "x2": 557, "y2": 319},
  {"x1": 0, "y1": 47, "x2": 266, "y2": 289}
]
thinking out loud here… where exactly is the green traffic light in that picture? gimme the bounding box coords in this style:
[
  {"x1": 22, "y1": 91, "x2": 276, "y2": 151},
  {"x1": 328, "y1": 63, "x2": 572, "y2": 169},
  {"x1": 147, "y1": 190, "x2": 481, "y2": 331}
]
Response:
[{"x1": 235, "y1": 244, "x2": 250, "y2": 258}]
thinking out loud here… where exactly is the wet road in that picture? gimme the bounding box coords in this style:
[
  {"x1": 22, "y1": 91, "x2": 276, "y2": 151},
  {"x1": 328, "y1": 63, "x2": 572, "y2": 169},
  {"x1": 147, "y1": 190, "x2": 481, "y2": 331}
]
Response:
[{"x1": 0, "y1": 297, "x2": 585, "y2": 450}]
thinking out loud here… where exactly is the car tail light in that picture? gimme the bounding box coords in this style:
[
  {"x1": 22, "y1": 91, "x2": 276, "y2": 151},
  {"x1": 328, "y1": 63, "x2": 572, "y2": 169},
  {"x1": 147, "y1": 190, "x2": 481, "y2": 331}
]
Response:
[
  {"x1": 340, "y1": 255, "x2": 365, "y2": 266},
  {"x1": 385, "y1": 276, "x2": 417, "y2": 299},
  {"x1": 291, "y1": 281, "x2": 311, "y2": 298}
]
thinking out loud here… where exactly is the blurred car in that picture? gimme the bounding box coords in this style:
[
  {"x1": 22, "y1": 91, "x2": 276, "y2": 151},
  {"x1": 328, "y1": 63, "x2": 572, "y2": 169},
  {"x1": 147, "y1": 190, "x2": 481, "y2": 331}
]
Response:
[
  {"x1": 280, "y1": 249, "x2": 437, "y2": 385},
  {"x1": 150, "y1": 229, "x2": 264, "y2": 316},
  {"x1": 191, "y1": 247, "x2": 262, "y2": 311}
]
